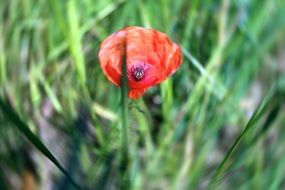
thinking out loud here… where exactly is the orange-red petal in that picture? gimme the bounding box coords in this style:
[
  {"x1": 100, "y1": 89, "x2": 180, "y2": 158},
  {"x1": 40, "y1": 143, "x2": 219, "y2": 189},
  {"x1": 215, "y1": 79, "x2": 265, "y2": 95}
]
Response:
[{"x1": 98, "y1": 26, "x2": 182, "y2": 99}]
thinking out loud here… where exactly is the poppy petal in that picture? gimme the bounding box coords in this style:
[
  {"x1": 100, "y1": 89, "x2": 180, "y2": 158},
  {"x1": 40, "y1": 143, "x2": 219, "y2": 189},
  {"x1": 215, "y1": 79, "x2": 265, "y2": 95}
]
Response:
[
  {"x1": 128, "y1": 88, "x2": 147, "y2": 99},
  {"x1": 98, "y1": 26, "x2": 183, "y2": 99}
]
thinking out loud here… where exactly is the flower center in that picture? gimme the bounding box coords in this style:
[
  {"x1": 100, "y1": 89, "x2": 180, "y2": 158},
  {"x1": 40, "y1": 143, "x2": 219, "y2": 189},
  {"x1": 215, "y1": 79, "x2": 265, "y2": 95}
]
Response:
[
  {"x1": 132, "y1": 67, "x2": 145, "y2": 81},
  {"x1": 129, "y1": 64, "x2": 147, "y2": 82}
]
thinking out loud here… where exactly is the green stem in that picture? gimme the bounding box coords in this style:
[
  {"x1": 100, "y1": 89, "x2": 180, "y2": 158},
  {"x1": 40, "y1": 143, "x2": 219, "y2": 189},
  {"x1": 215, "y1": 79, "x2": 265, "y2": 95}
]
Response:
[
  {"x1": 120, "y1": 37, "x2": 130, "y2": 189},
  {"x1": 121, "y1": 39, "x2": 129, "y2": 156}
]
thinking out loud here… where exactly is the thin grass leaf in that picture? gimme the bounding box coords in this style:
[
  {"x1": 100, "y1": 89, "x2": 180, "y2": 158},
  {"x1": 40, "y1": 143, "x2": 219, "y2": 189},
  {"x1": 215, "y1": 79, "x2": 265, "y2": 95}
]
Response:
[
  {"x1": 39, "y1": 75, "x2": 63, "y2": 113},
  {"x1": 0, "y1": 96, "x2": 82, "y2": 190},
  {"x1": 81, "y1": 0, "x2": 125, "y2": 35},
  {"x1": 0, "y1": 26, "x2": 6, "y2": 86},
  {"x1": 208, "y1": 87, "x2": 277, "y2": 188},
  {"x1": 269, "y1": 144, "x2": 285, "y2": 190},
  {"x1": 67, "y1": 0, "x2": 86, "y2": 86},
  {"x1": 160, "y1": 78, "x2": 173, "y2": 130},
  {"x1": 182, "y1": 47, "x2": 226, "y2": 100}
]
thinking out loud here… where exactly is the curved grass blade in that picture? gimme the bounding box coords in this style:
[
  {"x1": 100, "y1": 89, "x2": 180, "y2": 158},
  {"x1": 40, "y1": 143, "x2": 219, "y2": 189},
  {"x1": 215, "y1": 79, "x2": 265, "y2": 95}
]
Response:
[
  {"x1": 208, "y1": 87, "x2": 277, "y2": 188},
  {"x1": 0, "y1": 96, "x2": 82, "y2": 190}
]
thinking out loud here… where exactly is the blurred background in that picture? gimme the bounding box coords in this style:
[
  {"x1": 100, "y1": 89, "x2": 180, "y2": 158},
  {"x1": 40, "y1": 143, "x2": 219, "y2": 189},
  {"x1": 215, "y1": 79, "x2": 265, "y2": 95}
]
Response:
[{"x1": 0, "y1": 0, "x2": 285, "y2": 189}]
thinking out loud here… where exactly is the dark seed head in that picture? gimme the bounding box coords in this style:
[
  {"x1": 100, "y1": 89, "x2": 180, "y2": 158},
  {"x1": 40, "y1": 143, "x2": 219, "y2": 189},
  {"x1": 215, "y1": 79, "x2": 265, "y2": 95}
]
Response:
[{"x1": 132, "y1": 68, "x2": 145, "y2": 81}]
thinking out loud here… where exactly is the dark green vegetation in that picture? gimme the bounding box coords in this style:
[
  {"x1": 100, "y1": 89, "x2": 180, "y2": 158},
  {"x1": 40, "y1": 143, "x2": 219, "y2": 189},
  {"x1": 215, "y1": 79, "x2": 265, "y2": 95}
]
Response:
[{"x1": 0, "y1": 0, "x2": 285, "y2": 189}]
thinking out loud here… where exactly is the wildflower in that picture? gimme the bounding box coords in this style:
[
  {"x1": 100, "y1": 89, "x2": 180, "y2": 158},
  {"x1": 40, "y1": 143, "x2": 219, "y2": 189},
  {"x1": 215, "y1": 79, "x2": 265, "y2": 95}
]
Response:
[{"x1": 98, "y1": 26, "x2": 182, "y2": 99}]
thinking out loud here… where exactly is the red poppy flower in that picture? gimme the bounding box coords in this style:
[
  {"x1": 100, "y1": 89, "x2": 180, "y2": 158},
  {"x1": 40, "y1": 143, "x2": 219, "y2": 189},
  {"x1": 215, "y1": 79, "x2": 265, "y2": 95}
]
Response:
[{"x1": 98, "y1": 26, "x2": 182, "y2": 99}]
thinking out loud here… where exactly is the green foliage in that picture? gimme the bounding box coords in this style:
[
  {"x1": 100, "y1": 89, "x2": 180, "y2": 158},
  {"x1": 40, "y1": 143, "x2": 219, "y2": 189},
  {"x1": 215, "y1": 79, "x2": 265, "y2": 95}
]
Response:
[{"x1": 0, "y1": 0, "x2": 285, "y2": 189}]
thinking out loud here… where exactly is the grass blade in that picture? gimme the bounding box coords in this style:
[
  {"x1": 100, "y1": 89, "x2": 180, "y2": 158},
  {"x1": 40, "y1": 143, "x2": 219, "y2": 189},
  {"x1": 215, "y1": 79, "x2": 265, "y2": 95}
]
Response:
[
  {"x1": 208, "y1": 87, "x2": 277, "y2": 188},
  {"x1": 0, "y1": 96, "x2": 81, "y2": 190},
  {"x1": 68, "y1": 0, "x2": 86, "y2": 86}
]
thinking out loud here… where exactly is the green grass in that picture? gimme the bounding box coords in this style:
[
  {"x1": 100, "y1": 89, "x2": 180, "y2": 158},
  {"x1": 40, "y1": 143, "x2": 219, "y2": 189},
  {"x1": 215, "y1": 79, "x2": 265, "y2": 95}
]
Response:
[{"x1": 0, "y1": 0, "x2": 285, "y2": 189}]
